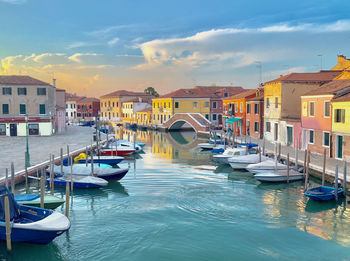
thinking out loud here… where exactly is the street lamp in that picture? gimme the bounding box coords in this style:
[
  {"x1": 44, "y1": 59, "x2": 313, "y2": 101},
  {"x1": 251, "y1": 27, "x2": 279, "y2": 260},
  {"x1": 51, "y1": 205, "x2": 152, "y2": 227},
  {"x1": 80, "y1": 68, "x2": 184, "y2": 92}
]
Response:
[{"x1": 25, "y1": 114, "x2": 30, "y2": 167}]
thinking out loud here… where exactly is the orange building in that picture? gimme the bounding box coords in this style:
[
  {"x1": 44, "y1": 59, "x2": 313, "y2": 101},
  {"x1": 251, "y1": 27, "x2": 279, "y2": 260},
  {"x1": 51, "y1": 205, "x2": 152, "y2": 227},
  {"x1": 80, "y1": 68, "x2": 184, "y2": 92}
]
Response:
[{"x1": 223, "y1": 88, "x2": 259, "y2": 136}]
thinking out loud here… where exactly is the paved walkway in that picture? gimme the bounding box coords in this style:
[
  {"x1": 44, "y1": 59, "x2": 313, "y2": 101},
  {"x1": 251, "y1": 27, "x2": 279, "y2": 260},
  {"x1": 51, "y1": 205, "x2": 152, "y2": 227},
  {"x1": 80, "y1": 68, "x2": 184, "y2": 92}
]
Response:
[{"x1": 0, "y1": 125, "x2": 106, "y2": 178}]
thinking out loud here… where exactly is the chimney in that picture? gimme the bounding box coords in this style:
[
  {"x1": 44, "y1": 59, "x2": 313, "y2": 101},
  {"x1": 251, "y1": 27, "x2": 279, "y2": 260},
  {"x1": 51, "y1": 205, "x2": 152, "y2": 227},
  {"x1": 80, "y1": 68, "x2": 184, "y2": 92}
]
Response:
[{"x1": 53, "y1": 78, "x2": 56, "y2": 88}]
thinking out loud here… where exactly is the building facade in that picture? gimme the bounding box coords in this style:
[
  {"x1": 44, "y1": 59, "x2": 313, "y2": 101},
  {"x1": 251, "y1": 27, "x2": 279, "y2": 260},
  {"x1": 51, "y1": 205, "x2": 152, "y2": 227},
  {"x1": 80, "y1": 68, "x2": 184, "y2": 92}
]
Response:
[
  {"x1": 136, "y1": 107, "x2": 152, "y2": 126},
  {"x1": 122, "y1": 97, "x2": 152, "y2": 123},
  {"x1": 55, "y1": 86, "x2": 66, "y2": 133},
  {"x1": 245, "y1": 89, "x2": 264, "y2": 139},
  {"x1": 76, "y1": 98, "x2": 100, "y2": 121},
  {"x1": 0, "y1": 75, "x2": 56, "y2": 136},
  {"x1": 100, "y1": 90, "x2": 153, "y2": 122},
  {"x1": 66, "y1": 96, "x2": 85, "y2": 123},
  {"x1": 263, "y1": 71, "x2": 341, "y2": 147}
]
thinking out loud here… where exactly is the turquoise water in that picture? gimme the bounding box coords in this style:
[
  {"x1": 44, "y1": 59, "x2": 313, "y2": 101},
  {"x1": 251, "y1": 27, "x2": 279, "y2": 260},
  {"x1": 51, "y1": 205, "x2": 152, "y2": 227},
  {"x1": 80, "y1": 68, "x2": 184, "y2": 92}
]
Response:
[{"x1": 2, "y1": 130, "x2": 350, "y2": 260}]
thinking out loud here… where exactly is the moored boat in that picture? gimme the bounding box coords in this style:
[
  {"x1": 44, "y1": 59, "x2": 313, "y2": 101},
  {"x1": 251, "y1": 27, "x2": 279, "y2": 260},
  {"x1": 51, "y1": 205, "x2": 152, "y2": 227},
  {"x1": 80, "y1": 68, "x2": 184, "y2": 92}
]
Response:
[
  {"x1": 0, "y1": 186, "x2": 70, "y2": 244},
  {"x1": 99, "y1": 147, "x2": 135, "y2": 156},
  {"x1": 48, "y1": 175, "x2": 108, "y2": 189},
  {"x1": 14, "y1": 194, "x2": 65, "y2": 209},
  {"x1": 246, "y1": 159, "x2": 290, "y2": 174},
  {"x1": 254, "y1": 171, "x2": 304, "y2": 183},
  {"x1": 212, "y1": 147, "x2": 247, "y2": 164},
  {"x1": 305, "y1": 186, "x2": 344, "y2": 201},
  {"x1": 78, "y1": 155, "x2": 124, "y2": 165},
  {"x1": 228, "y1": 154, "x2": 268, "y2": 169}
]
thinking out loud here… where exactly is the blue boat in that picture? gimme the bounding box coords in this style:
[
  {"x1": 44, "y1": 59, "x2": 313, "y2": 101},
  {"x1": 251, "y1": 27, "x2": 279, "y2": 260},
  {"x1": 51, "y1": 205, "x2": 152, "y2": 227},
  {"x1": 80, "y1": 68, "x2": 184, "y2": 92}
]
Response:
[
  {"x1": 0, "y1": 186, "x2": 70, "y2": 244},
  {"x1": 305, "y1": 186, "x2": 344, "y2": 201},
  {"x1": 47, "y1": 174, "x2": 108, "y2": 189},
  {"x1": 237, "y1": 143, "x2": 259, "y2": 149},
  {"x1": 79, "y1": 120, "x2": 94, "y2": 127},
  {"x1": 78, "y1": 156, "x2": 124, "y2": 165}
]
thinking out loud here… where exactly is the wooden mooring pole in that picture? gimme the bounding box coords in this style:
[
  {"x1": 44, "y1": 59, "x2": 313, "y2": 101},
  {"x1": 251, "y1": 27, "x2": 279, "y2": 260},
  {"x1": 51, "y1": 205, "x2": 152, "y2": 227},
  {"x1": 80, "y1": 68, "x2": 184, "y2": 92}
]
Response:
[
  {"x1": 304, "y1": 150, "x2": 310, "y2": 191},
  {"x1": 294, "y1": 139, "x2": 298, "y2": 171},
  {"x1": 322, "y1": 148, "x2": 326, "y2": 186},
  {"x1": 50, "y1": 154, "x2": 54, "y2": 195},
  {"x1": 70, "y1": 157, "x2": 74, "y2": 192},
  {"x1": 40, "y1": 169, "x2": 45, "y2": 208},
  {"x1": 335, "y1": 165, "x2": 339, "y2": 201},
  {"x1": 5, "y1": 168, "x2": 8, "y2": 188},
  {"x1": 25, "y1": 152, "x2": 28, "y2": 193},
  {"x1": 10, "y1": 162, "x2": 14, "y2": 194},
  {"x1": 65, "y1": 182, "x2": 70, "y2": 218},
  {"x1": 4, "y1": 196, "x2": 11, "y2": 251},
  {"x1": 343, "y1": 161, "x2": 347, "y2": 197},
  {"x1": 60, "y1": 148, "x2": 63, "y2": 175}
]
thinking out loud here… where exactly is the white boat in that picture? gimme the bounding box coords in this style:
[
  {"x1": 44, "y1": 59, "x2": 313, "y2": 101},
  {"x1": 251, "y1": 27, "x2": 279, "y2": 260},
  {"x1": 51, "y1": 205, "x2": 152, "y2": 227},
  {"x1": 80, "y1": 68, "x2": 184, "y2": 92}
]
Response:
[
  {"x1": 245, "y1": 160, "x2": 293, "y2": 174},
  {"x1": 254, "y1": 170, "x2": 304, "y2": 183},
  {"x1": 212, "y1": 147, "x2": 247, "y2": 164},
  {"x1": 228, "y1": 154, "x2": 268, "y2": 169},
  {"x1": 198, "y1": 143, "x2": 214, "y2": 150},
  {"x1": 50, "y1": 175, "x2": 108, "y2": 188}
]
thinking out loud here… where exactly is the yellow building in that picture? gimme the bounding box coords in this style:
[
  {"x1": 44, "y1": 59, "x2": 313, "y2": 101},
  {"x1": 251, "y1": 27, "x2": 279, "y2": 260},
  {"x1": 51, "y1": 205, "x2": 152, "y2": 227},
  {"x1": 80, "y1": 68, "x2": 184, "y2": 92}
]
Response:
[
  {"x1": 152, "y1": 88, "x2": 212, "y2": 125},
  {"x1": 137, "y1": 107, "x2": 152, "y2": 126},
  {"x1": 122, "y1": 98, "x2": 152, "y2": 123},
  {"x1": 331, "y1": 92, "x2": 350, "y2": 160},
  {"x1": 331, "y1": 55, "x2": 350, "y2": 71},
  {"x1": 100, "y1": 90, "x2": 152, "y2": 122}
]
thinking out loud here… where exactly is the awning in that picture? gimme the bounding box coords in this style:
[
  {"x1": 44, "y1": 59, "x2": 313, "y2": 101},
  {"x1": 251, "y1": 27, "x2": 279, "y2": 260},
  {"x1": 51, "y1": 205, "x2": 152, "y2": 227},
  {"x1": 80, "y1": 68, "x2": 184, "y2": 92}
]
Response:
[{"x1": 225, "y1": 117, "x2": 242, "y2": 124}]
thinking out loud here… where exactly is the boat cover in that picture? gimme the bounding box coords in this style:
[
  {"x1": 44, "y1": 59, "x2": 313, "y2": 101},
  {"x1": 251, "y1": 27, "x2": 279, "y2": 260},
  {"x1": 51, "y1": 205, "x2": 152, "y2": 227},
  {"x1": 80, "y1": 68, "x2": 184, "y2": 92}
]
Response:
[{"x1": 14, "y1": 194, "x2": 40, "y2": 201}]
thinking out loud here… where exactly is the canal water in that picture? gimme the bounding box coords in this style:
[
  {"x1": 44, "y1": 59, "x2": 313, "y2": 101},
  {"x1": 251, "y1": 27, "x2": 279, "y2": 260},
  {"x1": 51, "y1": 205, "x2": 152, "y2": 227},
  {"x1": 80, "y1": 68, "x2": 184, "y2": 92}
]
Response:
[{"x1": 2, "y1": 130, "x2": 350, "y2": 260}]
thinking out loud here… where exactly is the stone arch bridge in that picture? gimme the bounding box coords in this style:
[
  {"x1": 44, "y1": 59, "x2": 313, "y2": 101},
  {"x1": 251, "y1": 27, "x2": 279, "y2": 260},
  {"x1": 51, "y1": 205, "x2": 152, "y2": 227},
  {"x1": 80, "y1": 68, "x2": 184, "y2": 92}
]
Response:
[{"x1": 162, "y1": 113, "x2": 212, "y2": 133}]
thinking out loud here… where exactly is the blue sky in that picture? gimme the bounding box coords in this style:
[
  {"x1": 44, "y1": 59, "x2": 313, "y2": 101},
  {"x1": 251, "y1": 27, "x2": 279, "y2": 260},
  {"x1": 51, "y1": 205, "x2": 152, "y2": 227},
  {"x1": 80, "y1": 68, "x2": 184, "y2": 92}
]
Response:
[{"x1": 1, "y1": 0, "x2": 350, "y2": 96}]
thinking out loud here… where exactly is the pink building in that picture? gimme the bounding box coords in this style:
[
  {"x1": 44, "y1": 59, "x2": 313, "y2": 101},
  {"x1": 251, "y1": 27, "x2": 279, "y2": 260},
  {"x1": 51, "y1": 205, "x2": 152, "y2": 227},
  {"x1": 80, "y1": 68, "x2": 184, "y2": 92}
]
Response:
[{"x1": 55, "y1": 86, "x2": 66, "y2": 133}]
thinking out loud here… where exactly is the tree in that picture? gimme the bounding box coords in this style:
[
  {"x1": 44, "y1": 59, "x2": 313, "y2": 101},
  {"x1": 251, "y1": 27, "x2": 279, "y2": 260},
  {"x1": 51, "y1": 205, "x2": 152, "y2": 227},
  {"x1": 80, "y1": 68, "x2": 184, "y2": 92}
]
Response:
[{"x1": 144, "y1": 86, "x2": 159, "y2": 97}]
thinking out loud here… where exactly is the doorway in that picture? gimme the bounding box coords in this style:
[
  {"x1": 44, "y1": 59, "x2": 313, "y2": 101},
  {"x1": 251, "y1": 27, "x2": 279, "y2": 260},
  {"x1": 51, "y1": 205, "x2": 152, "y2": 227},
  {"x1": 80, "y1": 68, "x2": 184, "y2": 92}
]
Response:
[
  {"x1": 274, "y1": 123, "x2": 278, "y2": 141},
  {"x1": 10, "y1": 124, "x2": 17, "y2": 136},
  {"x1": 336, "y1": 135, "x2": 343, "y2": 159}
]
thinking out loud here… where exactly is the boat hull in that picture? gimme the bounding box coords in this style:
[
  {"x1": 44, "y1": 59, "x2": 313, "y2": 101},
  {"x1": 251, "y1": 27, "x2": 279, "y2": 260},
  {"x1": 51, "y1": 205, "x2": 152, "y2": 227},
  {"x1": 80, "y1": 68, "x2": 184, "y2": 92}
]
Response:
[
  {"x1": 254, "y1": 173, "x2": 304, "y2": 183},
  {"x1": 229, "y1": 162, "x2": 250, "y2": 169},
  {"x1": 305, "y1": 186, "x2": 344, "y2": 201},
  {"x1": 15, "y1": 195, "x2": 65, "y2": 209},
  {"x1": 100, "y1": 149, "x2": 135, "y2": 156},
  {"x1": 78, "y1": 157, "x2": 123, "y2": 165}
]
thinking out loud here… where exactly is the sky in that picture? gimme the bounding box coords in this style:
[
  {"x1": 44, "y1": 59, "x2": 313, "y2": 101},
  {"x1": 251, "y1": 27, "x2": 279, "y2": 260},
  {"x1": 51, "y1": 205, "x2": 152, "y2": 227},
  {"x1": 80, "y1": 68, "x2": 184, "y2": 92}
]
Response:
[{"x1": 1, "y1": 0, "x2": 350, "y2": 97}]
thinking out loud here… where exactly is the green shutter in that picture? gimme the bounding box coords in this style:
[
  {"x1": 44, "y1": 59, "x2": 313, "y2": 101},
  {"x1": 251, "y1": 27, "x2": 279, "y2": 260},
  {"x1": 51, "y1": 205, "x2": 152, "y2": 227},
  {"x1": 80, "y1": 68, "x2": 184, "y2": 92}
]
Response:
[
  {"x1": 20, "y1": 104, "x2": 26, "y2": 114},
  {"x1": 2, "y1": 104, "x2": 9, "y2": 114},
  {"x1": 39, "y1": 104, "x2": 45, "y2": 114}
]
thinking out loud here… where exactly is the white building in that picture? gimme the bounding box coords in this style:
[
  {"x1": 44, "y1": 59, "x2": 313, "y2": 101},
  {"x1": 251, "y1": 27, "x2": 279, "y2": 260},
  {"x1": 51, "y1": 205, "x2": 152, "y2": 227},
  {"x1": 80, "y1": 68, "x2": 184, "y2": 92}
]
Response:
[
  {"x1": 122, "y1": 97, "x2": 152, "y2": 123},
  {"x1": 66, "y1": 96, "x2": 84, "y2": 123}
]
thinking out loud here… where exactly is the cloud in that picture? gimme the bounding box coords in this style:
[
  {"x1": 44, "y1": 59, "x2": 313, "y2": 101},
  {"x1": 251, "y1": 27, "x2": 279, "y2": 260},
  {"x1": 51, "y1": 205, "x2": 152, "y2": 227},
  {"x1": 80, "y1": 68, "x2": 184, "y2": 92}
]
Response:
[
  {"x1": 135, "y1": 20, "x2": 350, "y2": 70},
  {"x1": 68, "y1": 53, "x2": 100, "y2": 63},
  {"x1": 108, "y1": 37, "x2": 119, "y2": 47}
]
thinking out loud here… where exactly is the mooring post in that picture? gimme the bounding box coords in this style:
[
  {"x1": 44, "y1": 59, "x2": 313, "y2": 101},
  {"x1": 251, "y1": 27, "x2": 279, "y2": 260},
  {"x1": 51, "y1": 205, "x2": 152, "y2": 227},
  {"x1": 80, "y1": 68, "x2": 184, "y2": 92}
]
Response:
[
  {"x1": 65, "y1": 182, "x2": 70, "y2": 218},
  {"x1": 278, "y1": 143, "x2": 281, "y2": 162},
  {"x1": 335, "y1": 165, "x2": 339, "y2": 201},
  {"x1": 67, "y1": 145, "x2": 70, "y2": 165},
  {"x1": 303, "y1": 150, "x2": 307, "y2": 175},
  {"x1": 25, "y1": 152, "x2": 28, "y2": 193},
  {"x1": 86, "y1": 146, "x2": 88, "y2": 167},
  {"x1": 70, "y1": 157, "x2": 74, "y2": 192},
  {"x1": 4, "y1": 196, "x2": 11, "y2": 252},
  {"x1": 50, "y1": 154, "x2": 54, "y2": 195},
  {"x1": 40, "y1": 169, "x2": 45, "y2": 208},
  {"x1": 274, "y1": 143, "x2": 278, "y2": 170},
  {"x1": 10, "y1": 162, "x2": 14, "y2": 194},
  {"x1": 60, "y1": 148, "x2": 63, "y2": 174},
  {"x1": 294, "y1": 139, "x2": 298, "y2": 171},
  {"x1": 91, "y1": 152, "x2": 94, "y2": 176},
  {"x1": 134, "y1": 133, "x2": 136, "y2": 150},
  {"x1": 214, "y1": 132, "x2": 217, "y2": 147},
  {"x1": 287, "y1": 153, "x2": 290, "y2": 183},
  {"x1": 343, "y1": 161, "x2": 347, "y2": 197},
  {"x1": 304, "y1": 151, "x2": 310, "y2": 191},
  {"x1": 322, "y1": 148, "x2": 326, "y2": 186},
  {"x1": 259, "y1": 147, "x2": 262, "y2": 163},
  {"x1": 5, "y1": 168, "x2": 8, "y2": 188},
  {"x1": 49, "y1": 153, "x2": 52, "y2": 193},
  {"x1": 262, "y1": 137, "x2": 265, "y2": 155}
]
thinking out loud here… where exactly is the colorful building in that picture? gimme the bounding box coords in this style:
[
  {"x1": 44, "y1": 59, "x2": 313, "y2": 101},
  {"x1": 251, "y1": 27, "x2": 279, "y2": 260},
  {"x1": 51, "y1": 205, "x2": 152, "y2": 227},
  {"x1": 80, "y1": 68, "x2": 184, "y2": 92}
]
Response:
[
  {"x1": 100, "y1": 90, "x2": 153, "y2": 122},
  {"x1": 55, "y1": 86, "x2": 66, "y2": 133},
  {"x1": 76, "y1": 97, "x2": 100, "y2": 121},
  {"x1": 122, "y1": 97, "x2": 152, "y2": 123},
  {"x1": 245, "y1": 88, "x2": 264, "y2": 139},
  {"x1": 66, "y1": 96, "x2": 85, "y2": 123},
  {"x1": 136, "y1": 107, "x2": 152, "y2": 126},
  {"x1": 223, "y1": 88, "x2": 258, "y2": 136},
  {"x1": 263, "y1": 71, "x2": 341, "y2": 147}
]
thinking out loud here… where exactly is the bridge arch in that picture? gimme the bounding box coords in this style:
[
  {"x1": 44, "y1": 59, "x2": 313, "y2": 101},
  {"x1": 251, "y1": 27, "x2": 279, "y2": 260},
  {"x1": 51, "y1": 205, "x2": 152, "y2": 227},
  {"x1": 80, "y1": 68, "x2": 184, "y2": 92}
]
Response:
[
  {"x1": 168, "y1": 119, "x2": 197, "y2": 132},
  {"x1": 162, "y1": 113, "x2": 212, "y2": 133}
]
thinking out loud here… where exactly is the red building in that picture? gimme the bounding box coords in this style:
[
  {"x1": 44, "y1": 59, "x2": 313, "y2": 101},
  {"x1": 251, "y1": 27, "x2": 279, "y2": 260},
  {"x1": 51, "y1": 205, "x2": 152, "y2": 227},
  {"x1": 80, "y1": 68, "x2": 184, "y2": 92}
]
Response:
[
  {"x1": 245, "y1": 89, "x2": 264, "y2": 139},
  {"x1": 76, "y1": 97, "x2": 100, "y2": 121}
]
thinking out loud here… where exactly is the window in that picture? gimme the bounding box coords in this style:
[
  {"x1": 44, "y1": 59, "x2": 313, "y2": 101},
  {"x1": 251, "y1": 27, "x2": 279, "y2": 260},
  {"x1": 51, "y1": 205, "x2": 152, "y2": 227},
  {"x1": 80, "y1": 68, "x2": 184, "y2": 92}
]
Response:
[
  {"x1": 39, "y1": 104, "x2": 45, "y2": 114},
  {"x1": 164, "y1": 102, "x2": 166, "y2": 108},
  {"x1": 89, "y1": 113, "x2": 92, "y2": 117},
  {"x1": 175, "y1": 102, "x2": 179, "y2": 108},
  {"x1": 20, "y1": 104, "x2": 26, "y2": 115},
  {"x1": 17, "y1": 88, "x2": 27, "y2": 95},
  {"x1": 193, "y1": 102, "x2": 198, "y2": 109},
  {"x1": 323, "y1": 132, "x2": 330, "y2": 147},
  {"x1": 77, "y1": 105, "x2": 81, "y2": 109},
  {"x1": 309, "y1": 130, "x2": 314, "y2": 144},
  {"x1": 309, "y1": 102, "x2": 315, "y2": 116},
  {"x1": 235, "y1": 103, "x2": 238, "y2": 113},
  {"x1": 0, "y1": 124, "x2": 5, "y2": 135},
  {"x1": 2, "y1": 104, "x2": 9, "y2": 114},
  {"x1": 335, "y1": 109, "x2": 345, "y2": 123},
  {"x1": 153, "y1": 114, "x2": 155, "y2": 120},
  {"x1": 266, "y1": 98, "x2": 270, "y2": 108},
  {"x1": 77, "y1": 113, "x2": 81, "y2": 117},
  {"x1": 205, "y1": 114, "x2": 209, "y2": 120},
  {"x1": 28, "y1": 124, "x2": 39, "y2": 135},
  {"x1": 275, "y1": 97, "x2": 278, "y2": 108},
  {"x1": 2, "y1": 88, "x2": 11, "y2": 95},
  {"x1": 89, "y1": 104, "x2": 92, "y2": 109},
  {"x1": 266, "y1": 122, "x2": 271, "y2": 132},
  {"x1": 70, "y1": 104, "x2": 73, "y2": 109},
  {"x1": 254, "y1": 104, "x2": 259, "y2": 114},
  {"x1": 324, "y1": 101, "x2": 330, "y2": 117},
  {"x1": 212, "y1": 114, "x2": 217, "y2": 121},
  {"x1": 37, "y1": 88, "x2": 46, "y2": 95},
  {"x1": 247, "y1": 104, "x2": 251, "y2": 114},
  {"x1": 254, "y1": 122, "x2": 259, "y2": 132},
  {"x1": 224, "y1": 93, "x2": 228, "y2": 97},
  {"x1": 74, "y1": 104, "x2": 76, "y2": 108},
  {"x1": 205, "y1": 101, "x2": 209, "y2": 108},
  {"x1": 240, "y1": 102, "x2": 243, "y2": 113},
  {"x1": 213, "y1": 101, "x2": 217, "y2": 109},
  {"x1": 71, "y1": 112, "x2": 73, "y2": 117}
]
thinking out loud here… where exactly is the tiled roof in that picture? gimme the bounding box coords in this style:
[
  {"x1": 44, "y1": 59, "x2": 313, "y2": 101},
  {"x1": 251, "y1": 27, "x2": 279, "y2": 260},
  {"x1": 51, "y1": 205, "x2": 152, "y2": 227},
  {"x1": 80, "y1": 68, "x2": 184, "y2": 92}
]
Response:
[
  {"x1": 263, "y1": 71, "x2": 341, "y2": 85},
  {"x1": 67, "y1": 96, "x2": 86, "y2": 102},
  {"x1": 303, "y1": 79, "x2": 350, "y2": 96},
  {"x1": 0, "y1": 75, "x2": 50, "y2": 86},
  {"x1": 123, "y1": 97, "x2": 153, "y2": 103},
  {"x1": 246, "y1": 89, "x2": 264, "y2": 101},
  {"x1": 332, "y1": 92, "x2": 350, "y2": 102},
  {"x1": 100, "y1": 90, "x2": 152, "y2": 98},
  {"x1": 224, "y1": 88, "x2": 258, "y2": 100},
  {"x1": 159, "y1": 86, "x2": 245, "y2": 99},
  {"x1": 56, "y1": 88, "x2": 66, "y2": 92},
  {"x1": 137, "y1": 107, "x2": 152, "y2": 113},
  {"x1": 78, "y1": 97, "x2": 100, "y2": 103}
]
